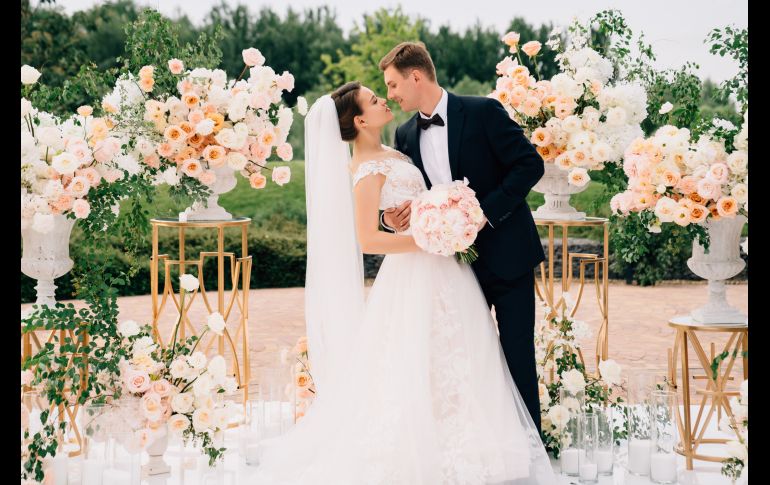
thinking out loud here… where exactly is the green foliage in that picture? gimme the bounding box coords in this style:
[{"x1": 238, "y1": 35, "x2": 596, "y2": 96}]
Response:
[{"x1": 705, "y1": 25, "x2": 748, "y2": 111}]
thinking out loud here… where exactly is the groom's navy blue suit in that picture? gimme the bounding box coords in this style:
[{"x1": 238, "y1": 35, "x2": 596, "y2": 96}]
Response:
[{"x1": 394, "y1": 92, "x2": 546, "y2": 431}]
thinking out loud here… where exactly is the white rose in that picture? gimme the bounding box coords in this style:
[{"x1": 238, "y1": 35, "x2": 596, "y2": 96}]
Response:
[
  {"x1": 187, "y1": 351, "x2": 207, "y2": 370},
  {"x1": 118, "y1": 320, "x2": 140, "y2": 338},
  {"x1": 169, "y1": 358, "x2": 190, "y2": 380},
  {"x1": 51, "y1": 152, "x2": 79, "y2": 176},
  {"x1": 214, "y1": 128, "x2": 237, "y2": 148},
  {"x1": 561, "y1": 369, "x2": 586, "y2": 394},
  {"x1": 192, "y1": 408, "x2": 213, "y2": 432},
  {"x1": 21, "y1": 65, "x2": 42, "y2": 85},
  {"x1": 226, "y1": 152, "x2": 248, "y2": 171},
  {"x1": 296, "y1": 96, "x2": 308, "y2": 115},
  {"x1": 659, "y1": 102, "x2": 674, "y2": 114},
  {"x1": 167, "y1": 414, "x2": 190, "y2": 434},
  {"x1": 195, "y1": 118, "x2": 215, "y2": 136},
  {"x1": 192, "y1": 373, "x2": 213, "y2": 397},
  {"x1": 207, "y1": 355, "x2": 227, "y2": 385},
  {"x1": 207, "y1": 312, "x2": 226, "y2": 336},
  {"x1": 171, "y1": 392, "x2": 195, "y2": 414},
  {"x1": 605, "y1": 107, "x2": 627, "y2": 126},
  {"x1": 162, "y1": 167, "x2": 180, "y2": 186},
  {"x1": 561, "y1": 115, "x2": 582, "y2": 134},
  {"x1": 21, "y1": 97, "x2": 32, "y2": 118},
  {"x1": 179, "y1": 274, "x2": 199, "y2": 292},
  {"x1": 731, "y1": 183, "x2": 748, "y2": 204},
  {"x1": 547, "y1": 404, "x2": 570, "y2": 430},
  {"x1": 224, "y1": 376, "x2": 238, "y2": 394},
  {"x1": 726, "y1": 151, "x2": 748, "y2": 174},
  {"x1": 598, "y1": 359, "x2": 622, "y2": 387}
]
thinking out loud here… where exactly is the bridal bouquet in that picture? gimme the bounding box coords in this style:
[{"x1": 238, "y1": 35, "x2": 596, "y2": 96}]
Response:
[
  {"x1": 409, "y1": 178, "x2": 484, "y2": 263},
  {"x1": 609, "y1": 117, "x2": 748, "y2": 232},
  {"x1": 490, "y1": 18, "x2": 647, "y2": 186}
]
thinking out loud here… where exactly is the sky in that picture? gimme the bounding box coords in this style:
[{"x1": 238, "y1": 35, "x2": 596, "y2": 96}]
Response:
[{"x1": 53, "y1": 0, "x2": 747, "y2": 83}]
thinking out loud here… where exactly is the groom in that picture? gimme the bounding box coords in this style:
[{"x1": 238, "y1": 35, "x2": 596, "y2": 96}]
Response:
[{"x1": 379, "y1": 42, "x2": 546, "y2": 430}]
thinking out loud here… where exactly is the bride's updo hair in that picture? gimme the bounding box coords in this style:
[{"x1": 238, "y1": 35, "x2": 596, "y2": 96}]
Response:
[{"x1": 331, "y1": 81, "x2": 362, "y2": 141}]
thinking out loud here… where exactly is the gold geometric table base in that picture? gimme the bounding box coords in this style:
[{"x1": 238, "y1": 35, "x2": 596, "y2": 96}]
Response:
[
  {"x1": 668, "y1": 315, "x2": 748, "y2": 470},
  {"x1": 151, "y1": 217, "x2": 253, "y2": 405}
]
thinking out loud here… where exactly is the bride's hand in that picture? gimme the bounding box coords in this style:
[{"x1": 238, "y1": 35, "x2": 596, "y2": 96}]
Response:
[{"x1": 383, "y1": 200, "x2": 411, "y2": 232}]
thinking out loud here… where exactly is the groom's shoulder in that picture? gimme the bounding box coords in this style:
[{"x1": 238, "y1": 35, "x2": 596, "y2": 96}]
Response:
[{"x1": 448, "y1": 91, "x2": 498, "y2": 114}]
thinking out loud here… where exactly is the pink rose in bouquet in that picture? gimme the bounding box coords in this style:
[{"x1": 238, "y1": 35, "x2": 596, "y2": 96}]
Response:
[{"x1": 409, "y1": 178, "x2": 484, "y2": 263}]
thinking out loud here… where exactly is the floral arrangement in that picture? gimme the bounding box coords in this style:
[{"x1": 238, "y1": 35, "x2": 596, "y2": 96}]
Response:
[
  {"x1": 289, "y1": 336, "x2": 315, "y2": 421},
  {"x1": 409, "y1": 178, "x2": 484, "y2": 263},
  {"x1": 610, "y1": 110, "x2": 747, "y2": 232},
  {"x1": 490, "y1": 18, "x2": 647, "y2": 187},
  {"x1": 534, "y1": 298, "x2": 626, "y2": 456},
  {"x1": 22, "y1": 66, "x2": 125, "y2": 232},
  {"x1": 101, "y1": 48, "x2": 300, "y2": 200},
  {"x1": 721, "y1": 379, "x2": 748, "y2": 484}
]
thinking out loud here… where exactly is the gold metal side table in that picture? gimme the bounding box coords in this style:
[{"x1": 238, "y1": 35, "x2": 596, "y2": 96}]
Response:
[
  {"x1": 668, "y1": 316, "x2": 748, "y2": 470},
  {"x1": 150, "y1": 217, "x2": 253, "y2": 403},
  {"x1": 534, "y1": 217, "x2": 609, "y2": 376}
]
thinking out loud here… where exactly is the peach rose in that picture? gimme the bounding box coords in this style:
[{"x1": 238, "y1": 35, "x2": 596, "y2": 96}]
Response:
[
  {"x1": 520, "y1": 96, "x2": 541, "y2": 117},
  {"x1": 521, "y1": 41, "x2": 542, "y2": 57},
  {"x1": 202, "y1": 145, "x2": 227, "y2": 167},
  {"x1": 530, "y1": 128, "x2": 552, "y2": 148},
  {"x1": 250, "y1": 143, "x2": 270, "y2": 162},
  {"x1": 168, "y1": 414, "x2": 190, "y2": 434},
  {"x1": 182, "y1": 92, "x2": 201, "y2": 109},
  {"x1": 673, "y1": 206, "x2": 691, "y2": 226},
  {"x1": 143, "y1": 153, "x2": 160, "y2": 168},
  {"x1": 676, "y1": 176, "x2": 698, "y2": 195},
  {"x1": 271, "y1": 166, "x2": 292, "y2": 186},
  {"x1": 276, "y1": 143, "x2": 293, "y2": 162},
  {"x1": 206, "y1": 112, "x2": 225, "y2": 132},
  {"x1": 167, "y1": 58, "x2": 184, "y2": 75},
  {"x1": 77, "y1": 105, "x2": 93, "y2": 117},
  {"x1": 502, "y1": 31, "x2": 520, "y2": 52},
  {"x1": 295, "y1": 371, "x2": 312, "y2": 390},
  {"x1": 158, "y1": 142, "x2": 175, "y2": 158},
  {"x1": 716, "y1": 196, "x2": 738, "y2": 217},
  {"x1": 139, "y1": 65, "x2": 155, "y2": 79},
  {"x1": 494, "y1": 90, "x2": 511, "y2": 106},
  {"x1": 66, "y1": 176, "x2": 91, "y2": 198},
  {"x1": 198, "y1": 170, "x2": 217, "y2": 186},
  {"x1": 259, "y1": 128, "x2": 276, "y2": 148},
  {"x1": 249, "y1": 172, "x2": 267, "y2": 189},
  {"x1": 151, "y1": 379, "x2": 174, "y2": 398},
  {"x1": 72, "y1": 199, "x2": 91, "y2": 219},
  {"x1": 188, "y1": 109, "x2": 205, "y2": 125},
  {"x1": 139, "y1": 77, "x2": 154, "y2": 93},
  {"x1": 164, "y1": 125, "x2": 185, "y2": 144},
  {"x1": 124, "y1": 369, "x2": 151, "y2": 393},
  {"x1": 689, "y1": 204, "x2": 708, "y2": 223},
  {"x1": 141, "y1": 392, "x2": 164, "y2": 421},
  {"x1": 662, "y1": 170, "x2": 681, "y2": 187},
  {"x1": 181, "y1": 159, "x2": 203, "y2": 177},
  {"x1": 51, "y1": 194, "x2": 74, "y2": 213}
]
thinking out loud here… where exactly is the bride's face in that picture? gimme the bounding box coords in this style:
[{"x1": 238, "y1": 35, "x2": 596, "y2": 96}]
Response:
[{"x1": 354, "y1": 86, "x2": 393, "y2": 132}]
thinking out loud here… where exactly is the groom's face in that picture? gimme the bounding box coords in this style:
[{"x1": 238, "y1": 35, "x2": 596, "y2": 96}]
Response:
[{"x1": 383, "y1": 66, "x2": 419, "y2": 112}]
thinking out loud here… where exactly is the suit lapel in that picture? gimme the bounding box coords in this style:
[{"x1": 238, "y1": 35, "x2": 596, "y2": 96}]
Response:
[
  {"x1": 446, "y1": 92, "x2": 464, "y2": 181},
  {"x1": 405, "y1": 114, "x2": 431, "y2": 189}
]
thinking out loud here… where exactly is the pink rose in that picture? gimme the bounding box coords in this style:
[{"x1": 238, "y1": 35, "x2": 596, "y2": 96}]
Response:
[
  {"x1": 198, "y1": 170, "x2": 217, "y2": 186},
  {"x1": 151, "y1": 379, "x2": 174, "y2": 398},
  {"x1": 250, "y1": 142, "x2": 270, "y2": 162},
  {"x1": 167, "y1": 58, "x2": 184, "y2": 75},
  {"x1": 249, "y1": 172, "x2": 267, "y2": 189},
  {"x1": 502, "y1": 31, "x2": 520, "y2": 50},
  {"x1": 707, "y1": 163, "x2": 729, "y2": 184},
  {"x1": 249, "y1": 92, "x2": 272, "y2": 111},
  {"x1": 143, "y1": 153, "x2": 160, "y2": 168},
  {"x1": 104, "y1": 169, "x2": 123, "y2": 184},
  {"x1": 276, "y1": 143, "x2": 293, "y2": 161},
  {"x1": 124, "y1": 369, "x2": 151, "y2": 393},
  {"x1": 93, "y1": 137, "x2": 121, "y2": 164},
  {"x1": 72, "y1": 199, "x2": 91, "y2": 219},
  {"x1": 188, "y1": 109, "x2": 205, "y2": 125},
  {"x1": 157, "y1": 143, "x2": 175, "y2": 158},
  {"x1": 242, "y1": 48, "x2": 265, "y2": 67},
  {"x1": 676, "y1": 176, "x2": 698, "y2": 195},
  {"x1": 696, "y1": 178, "x2": 722, "y2": 201},
  {"x1": 181, "y1": 159, "x2": 203, "y2": 177},
  {"x1": 276, "y1": 71, "x2": 295, "y2": 92},
  {"x1": 271, "y1": 166, "x2": 291, "y2": 186},
  {"x1": 521, "y1": 41, "x2": 542, "y2": 57},
  {"x1": 496, "y1": 57, "x2": 516, "y2": 76}
]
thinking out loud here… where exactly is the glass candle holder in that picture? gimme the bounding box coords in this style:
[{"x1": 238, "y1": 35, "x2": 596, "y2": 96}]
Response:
[
  {"x1": 578, "y1": 412, "x2": 599, "y2": 484},
  {"x1": 559, "y1": 387, "x2": 585, "y2": 476},
  {"x1": 259, "y1": 366, "x2": 295, "y2": 439},
  {"x1": 592, "y1": 405, "x2": 614, "y2": 476},
  {"x1": 650, "y1": 390, "x2": 678, "y2": 484},
  {"x1": 627, "y1": 373, "x2": 655, "y2": 476}
]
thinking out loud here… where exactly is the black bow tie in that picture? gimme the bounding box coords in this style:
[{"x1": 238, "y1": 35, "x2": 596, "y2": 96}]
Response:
[{"x1": 417, "y1": 113, "x2": 445, "y2": 130}]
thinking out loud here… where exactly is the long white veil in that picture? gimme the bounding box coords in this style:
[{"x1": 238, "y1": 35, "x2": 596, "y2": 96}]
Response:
[{"x1": 303, "y1": 95, "x2": 365, "y2": 393}]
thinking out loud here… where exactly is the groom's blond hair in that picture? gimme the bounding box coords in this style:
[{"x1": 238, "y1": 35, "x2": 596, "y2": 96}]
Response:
[{"x1": 378, "y1": 41, "x2": 436, "y2": 82}]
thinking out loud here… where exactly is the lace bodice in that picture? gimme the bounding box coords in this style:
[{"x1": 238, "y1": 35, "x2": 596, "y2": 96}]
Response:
[{"x1": 351, "y1": 152, "x2": 427, "y2": 210}]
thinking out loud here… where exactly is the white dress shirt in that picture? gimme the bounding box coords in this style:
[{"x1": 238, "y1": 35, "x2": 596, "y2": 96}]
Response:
[{"x1": 418, "y1": 89, "x2": 452, "y2": 185}]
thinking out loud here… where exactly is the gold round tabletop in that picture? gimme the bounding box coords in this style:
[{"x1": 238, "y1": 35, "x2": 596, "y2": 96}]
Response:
[
  {"x1": 668, "y1": 315, "x2": 748, "y2": 332},
  {"x1": 150, "y1": 217, "x2": 252, "y2": 228},
  {"x1": 533, "y1": 215, "x2": 609, "y2": 226}
]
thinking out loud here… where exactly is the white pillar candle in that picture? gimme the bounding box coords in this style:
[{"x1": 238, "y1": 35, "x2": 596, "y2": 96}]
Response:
[
  {"x1": 560, "y1": 448, "x2": 580, "y2": 475},
  {"x1": 245, "y1": 443, "x2": 261, "y2": 465},
  {"x1": 650, "y1": 452, "x2": 677, "y2": 483},
  {"x1": 596, "y1": 450, "x2": 613, "y2": 473},
  {"x1": 628, "y1": 439, "x2": 651, "y2": 475},
  {"x1": 101, "y1": 467, "x2": 131, "y2": 485},
  {"x1": 81, "y1": 458, "x2": 104, "y2": 485},
  {"x1": 46, "y1": 454, "x2": 69, "y2": 485},
  {"x1": 579, "y1": 463, "x2": 598, "y2": 481}
]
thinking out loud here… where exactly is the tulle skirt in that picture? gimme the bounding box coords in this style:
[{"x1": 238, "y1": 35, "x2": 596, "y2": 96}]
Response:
[{"x1": 252, "y1": 251, "x2": 557, "y2": 484}]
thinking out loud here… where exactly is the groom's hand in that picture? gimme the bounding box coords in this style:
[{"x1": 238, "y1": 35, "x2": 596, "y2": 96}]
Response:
[{"x1": 383, "y1": 200, "x2": 411, "y2": 232}]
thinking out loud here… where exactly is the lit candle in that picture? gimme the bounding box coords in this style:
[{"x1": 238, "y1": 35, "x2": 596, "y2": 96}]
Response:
[
  {"x1": 650, "y1": 452, "x2": 677, "y2": 483},
  {"x1": 579, "y1": 463, "x2": 598, "y2": 481},
  {"x1": 179, "y1": 212, "x2": 188, "y2": 222},
  {"x1": 560, "y1": 448, "x2": 580, "y2": 475},
  {"x1": 81, "y1": 458, "x2": 104, "y2": 485},
  {"x1": 596, "y1": 450, "x2": 613, "y2": 474},
  {"x1": 101, "y1": 467, "x2": 131, "y2": 485},
  {"x1": 628, "y1": 439, "x2": 651, "y2": 475}
]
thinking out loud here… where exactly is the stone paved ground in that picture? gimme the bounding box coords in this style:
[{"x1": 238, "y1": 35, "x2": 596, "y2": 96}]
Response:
[{"x1": 22, "y1": 281, "x2": 748, "y2": 391}]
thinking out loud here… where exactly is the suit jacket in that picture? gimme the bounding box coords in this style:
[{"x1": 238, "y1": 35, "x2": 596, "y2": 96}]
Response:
[{"x1": 394, "y1": 91, "x2": 545, "y2": 280}]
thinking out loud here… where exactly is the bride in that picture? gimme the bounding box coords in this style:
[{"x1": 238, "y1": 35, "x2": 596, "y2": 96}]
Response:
[{"x1": 251, "y1": 82, "x2": 557, "y2": 484}]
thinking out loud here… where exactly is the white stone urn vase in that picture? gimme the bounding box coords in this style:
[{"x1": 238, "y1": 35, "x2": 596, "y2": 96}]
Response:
[
  {"x1": 186, "y1": 165, "x2": 238, "y2": 220},
  {"x1": 21, "y1": 214, "x2": 76, "y2": 307},
  {"x1": 531, "y1": 163, "x2": 589, "y2": 220}
]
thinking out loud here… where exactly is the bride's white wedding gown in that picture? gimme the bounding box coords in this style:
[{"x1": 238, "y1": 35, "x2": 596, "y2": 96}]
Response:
[{"x1": 252, "y1": 152, "x2": 557, "y2": 484}]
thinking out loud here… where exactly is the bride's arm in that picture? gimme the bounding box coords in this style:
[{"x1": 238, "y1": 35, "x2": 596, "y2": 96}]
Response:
[{"x1": 353, "y1": 174, "x2": 421, "y2": 254}]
